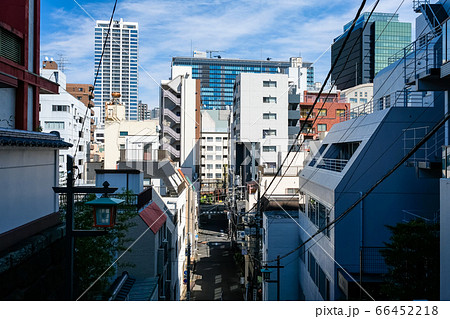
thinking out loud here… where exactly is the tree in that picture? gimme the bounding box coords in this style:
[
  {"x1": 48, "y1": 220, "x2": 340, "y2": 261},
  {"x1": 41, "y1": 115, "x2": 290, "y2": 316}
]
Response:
[
  {"x1": 381, "y1": 219, "x2": 439, "y2": 300},
  {"x1": 72, "y1": 191, "x2": 137, "y2": 300}
]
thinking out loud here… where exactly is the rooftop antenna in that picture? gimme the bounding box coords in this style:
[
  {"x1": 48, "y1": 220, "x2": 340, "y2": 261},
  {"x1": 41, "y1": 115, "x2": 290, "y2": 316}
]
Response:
[{"x1": 57, "y1": 53, "x2": 70, "y2": 73}]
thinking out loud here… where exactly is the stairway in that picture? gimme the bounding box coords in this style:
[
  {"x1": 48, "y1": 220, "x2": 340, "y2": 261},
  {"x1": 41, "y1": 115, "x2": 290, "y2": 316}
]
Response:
[{"x1": 413, "y1": 0, "x2": 448, "y2": 35}]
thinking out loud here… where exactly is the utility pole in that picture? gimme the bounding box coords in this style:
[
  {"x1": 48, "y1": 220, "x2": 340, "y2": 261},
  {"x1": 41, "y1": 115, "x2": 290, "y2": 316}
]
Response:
[{"x1": 263, "y1": 255, "x2": 284, "y2": 301}]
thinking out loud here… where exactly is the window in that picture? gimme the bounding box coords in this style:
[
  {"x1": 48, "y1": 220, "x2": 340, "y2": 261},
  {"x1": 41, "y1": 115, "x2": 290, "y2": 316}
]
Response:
[
  {"x1": 263, "y1": 129, "x2": 277, "y2": 138},
  {"x1": 206, "y1": 164, "x2": 213, "y2": 169},
  {"x1": 216, "y1": 146, "x2": 222, "y2": 151},
  {"x1": 336, "y1": 109, "x2": 345, "y2": 118},
  {"x1": 119, "y1": 144, "x2": 125, "y2": 150},
  {"x1": 349, "y1": 98, "x2": 358, "y2": 103},
  {"x1": 52, "y1": 105, "x2": 69, "y2": 112},
  {"x1": 207, "y1": 173, "x2": 213, "y2": 178},
  {"x1": 207, "y1": 137, "x2": 213, "y2": 142},
  {"x1": 360, "y1": 92, "x2": 363, "y2": 97},
  {"x1": 354, "y1": 92, "x2": 357, "y2": 97},
  {"x1": 45, "y1": 121, "x2": 64, "y2": 130},
  {"x1": 216, "y1": 155, "x2": 222, "y2": 160},
  {"x1": 360, "y1": 98, "x2": 368, "y2": 104},
  {"x1": 207, "y1": 146, "x2": 214, "y2": 151},
  {"x1": 317, "y1": 124, "x2": 327, "y2": 132},
  {"x1": 78, "y1": 145, "x2": 83, "y2": 152},
  {"x1": 307, "y1": 251, "x2": 330, "y2": 301},
  {"x1": 308, "y1": 197, "x2": 330, "y2": 237},
  {"x1": 78, "y1": 159, "x2": 83, "y2": 166},
  {"x1": 286, "y1": 188, "x2": 299, "y2": 194},
  {"x1": 263, "y1": 80, "x2": 277, "y2": 87},
  {"x1": 263, "y1": 113, "x2": 277, "y2": 120},
  {"x1": 207, "y1": 155, "x2": 213, "y2": 160},
  {"x1": 215, "y1": 164, "x2": 222, "y2": 169},
  {"x1": 119, "y1": 131, "x2": 128, "y2": 136},
  {"x1": 216, "y1": 137, "x2": 222, "y2": 141},
  {"x1": 318, "y1": 109, "x2": 327, "y2": 116},
  {"x1": 216, "y1": 173, "x2": 222, "y2": 178},
  {"x1": 364, "y1": 92, "x2": 368, "y2": 97},
  {"x1": 263, "y1": 146, "x2": 276, "y2": 152},
  {"x1": 263, "y1": 97, "x2": 277, "y2": 103}
]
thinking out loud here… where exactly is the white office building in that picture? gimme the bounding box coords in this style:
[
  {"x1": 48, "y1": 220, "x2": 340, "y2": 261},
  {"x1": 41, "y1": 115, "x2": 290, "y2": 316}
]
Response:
[
  {"x1": 40, "y1": 67, "x2": 92, "y2": 185},
  {"x1": 231, "y1": 73, "x2": 289, "y2": 181},
  {"x1": 94, "y1": 18, "x2": 138, "y2": 123},
  {"x1": 200, "y1": 110, "x2": 230, "y2": 192}
]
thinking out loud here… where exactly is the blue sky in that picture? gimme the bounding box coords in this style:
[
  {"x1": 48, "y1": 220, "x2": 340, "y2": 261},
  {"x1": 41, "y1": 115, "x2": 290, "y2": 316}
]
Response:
[{"x1": 40, "y1": 0, "x2": 418, "y2": 108}]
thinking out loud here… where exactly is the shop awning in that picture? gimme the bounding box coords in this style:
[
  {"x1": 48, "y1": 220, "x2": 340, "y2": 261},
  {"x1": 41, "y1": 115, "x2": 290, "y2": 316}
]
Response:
[{"x1": 139, "y1": 202, "x2": 167, "y2": 234}]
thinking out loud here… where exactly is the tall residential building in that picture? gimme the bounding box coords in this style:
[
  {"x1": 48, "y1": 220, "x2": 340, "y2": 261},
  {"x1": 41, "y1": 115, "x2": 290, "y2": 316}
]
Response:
[
  {"x1": 231, "y1": 73, "x2": 289, "y2": 182},
  {"x1": 160, "y1": 65, "x2": 201, "y2": 170},
  {"x1": 172, "y1": 54, "x2": 314, "y2": 110},
  {"x1": 94, "y1": 18, "x2": 138, "y2": 123},
  {"x1": 331, "y1": 12, "x2": 411, "y2": 90}
]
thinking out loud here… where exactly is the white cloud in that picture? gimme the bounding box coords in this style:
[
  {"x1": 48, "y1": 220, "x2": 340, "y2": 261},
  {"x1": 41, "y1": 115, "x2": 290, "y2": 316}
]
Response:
[{"x1": 40, "y1": 0, "x2": 420, "y2": 106}]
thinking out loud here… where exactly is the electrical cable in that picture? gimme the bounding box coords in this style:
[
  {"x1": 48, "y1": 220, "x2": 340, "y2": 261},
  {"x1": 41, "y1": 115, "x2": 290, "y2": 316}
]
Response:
[{"x1": 72, "y1": 0, "x2": 118, "y2": 184}]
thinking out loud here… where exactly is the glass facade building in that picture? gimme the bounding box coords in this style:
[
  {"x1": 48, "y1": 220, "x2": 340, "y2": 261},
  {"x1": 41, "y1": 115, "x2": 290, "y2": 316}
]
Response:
[
  {"x1": 94, "y1": 19, "x2": 139, "y2": 123},
  {"x1": 172, "y1": 57, "x2": 314, "y2": 110},
  {"x1": 331, "y1": 13, "x2": 411, "y2": 90}
]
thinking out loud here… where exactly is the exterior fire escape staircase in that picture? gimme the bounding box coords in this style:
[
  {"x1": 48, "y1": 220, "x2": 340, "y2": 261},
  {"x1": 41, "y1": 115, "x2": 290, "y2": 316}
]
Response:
[{"x1": 413, "y1": 0, "x2": 448, "y2": 35}]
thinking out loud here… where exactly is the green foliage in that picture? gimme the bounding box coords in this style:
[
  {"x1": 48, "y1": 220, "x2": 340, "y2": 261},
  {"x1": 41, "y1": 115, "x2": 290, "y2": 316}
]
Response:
[
  {"x1": 381, "y1": 219, "x2": 439, "y2": 300},
  {"x1": 73, "y1": 190, "x2": 137, "y2": 300}
]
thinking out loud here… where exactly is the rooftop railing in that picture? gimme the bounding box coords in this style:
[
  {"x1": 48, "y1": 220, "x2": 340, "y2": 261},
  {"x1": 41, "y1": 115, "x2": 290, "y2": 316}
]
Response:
[{"x1": 316, "y1": 158, "x2": 349, "y2": 172}]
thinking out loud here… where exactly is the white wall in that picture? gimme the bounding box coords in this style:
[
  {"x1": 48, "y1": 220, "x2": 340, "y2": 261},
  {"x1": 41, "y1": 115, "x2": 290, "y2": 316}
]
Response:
[
  {"x1": 0, "y1": 148, "x2": 58, "y2": 234},
  {"x1": 234, "y1": 73, "x2": 289, "y2": 167},
  {"x1": 40, "y1": 69, "x2": 91, "y2": 184}
]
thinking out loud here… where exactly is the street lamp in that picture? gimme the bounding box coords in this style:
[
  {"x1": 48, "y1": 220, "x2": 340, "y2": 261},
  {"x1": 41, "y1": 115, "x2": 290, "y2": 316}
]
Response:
[
  {"x1": 261, "y1": 267, "x2": 272, "y2": 281},
  {"x1": 53, "y1": 155, "x2": 120, "y2": 300},
  {"x1": 86, "y1": 183, "x2": 124, "y2": 228},
  {"x1": 261, "y1": 256, "x2": 284, "y2": 301}
]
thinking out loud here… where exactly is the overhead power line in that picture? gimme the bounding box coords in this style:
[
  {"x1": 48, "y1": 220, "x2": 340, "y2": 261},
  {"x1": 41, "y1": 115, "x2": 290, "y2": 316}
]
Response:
[{"x1": 266, "y1": 108, "x2": 450, "y2": 264}]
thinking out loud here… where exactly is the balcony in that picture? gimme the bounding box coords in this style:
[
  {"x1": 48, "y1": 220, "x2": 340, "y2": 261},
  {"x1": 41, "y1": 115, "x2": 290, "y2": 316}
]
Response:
[{"x1": 339, "y1": 90, "x2": 435, "y2": 123}]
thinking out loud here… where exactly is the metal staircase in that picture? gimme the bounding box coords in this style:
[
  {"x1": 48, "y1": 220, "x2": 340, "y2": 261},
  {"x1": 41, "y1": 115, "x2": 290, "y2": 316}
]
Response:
[
  {"x1": 163, "y1": 89, "x2": 181, "y2": 105},
  {"x1": 413, "y1": 0, "x2": 448, "y2": 35},
  {"x1": 162, "y1": 143, "x2": 180, "y2": 158},
  {"x1": 163, "y1": 108, "x2": 181, "y2": 123},
  {"x1": 163, "y1": 124, "x2": 180, "y2": 140}
]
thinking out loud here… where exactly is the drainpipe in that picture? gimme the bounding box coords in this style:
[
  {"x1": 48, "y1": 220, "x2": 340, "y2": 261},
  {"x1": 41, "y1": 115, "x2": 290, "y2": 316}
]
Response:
[{"x1": 359, "y1": 191, "x2": 364, "y2": 300}]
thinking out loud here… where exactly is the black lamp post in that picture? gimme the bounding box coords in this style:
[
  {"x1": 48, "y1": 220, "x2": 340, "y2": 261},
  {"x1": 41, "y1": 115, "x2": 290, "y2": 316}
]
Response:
[{"x1": 53, "y1": 155, "x2": 121, "y2": 300}]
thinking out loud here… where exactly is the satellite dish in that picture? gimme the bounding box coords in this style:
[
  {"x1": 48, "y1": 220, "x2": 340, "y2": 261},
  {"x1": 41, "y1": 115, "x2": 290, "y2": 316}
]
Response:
[
  {"x1": 45, "y1": 56, "x2": 49, "y2": 61},
  {"x1": 50, "y1": 57, "x2": 54, "y2": 61}
]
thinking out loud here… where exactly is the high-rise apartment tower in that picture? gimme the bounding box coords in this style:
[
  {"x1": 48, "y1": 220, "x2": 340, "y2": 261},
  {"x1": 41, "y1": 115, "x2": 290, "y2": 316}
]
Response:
[{"x1": 94, "y1": 19, "x2": 138, "y2": 123}]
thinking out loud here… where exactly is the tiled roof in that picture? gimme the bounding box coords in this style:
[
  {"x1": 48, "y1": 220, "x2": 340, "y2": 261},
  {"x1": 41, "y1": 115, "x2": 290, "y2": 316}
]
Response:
[{"x1": 0, "y1": 128, "x2": 72, "y2": 149}]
